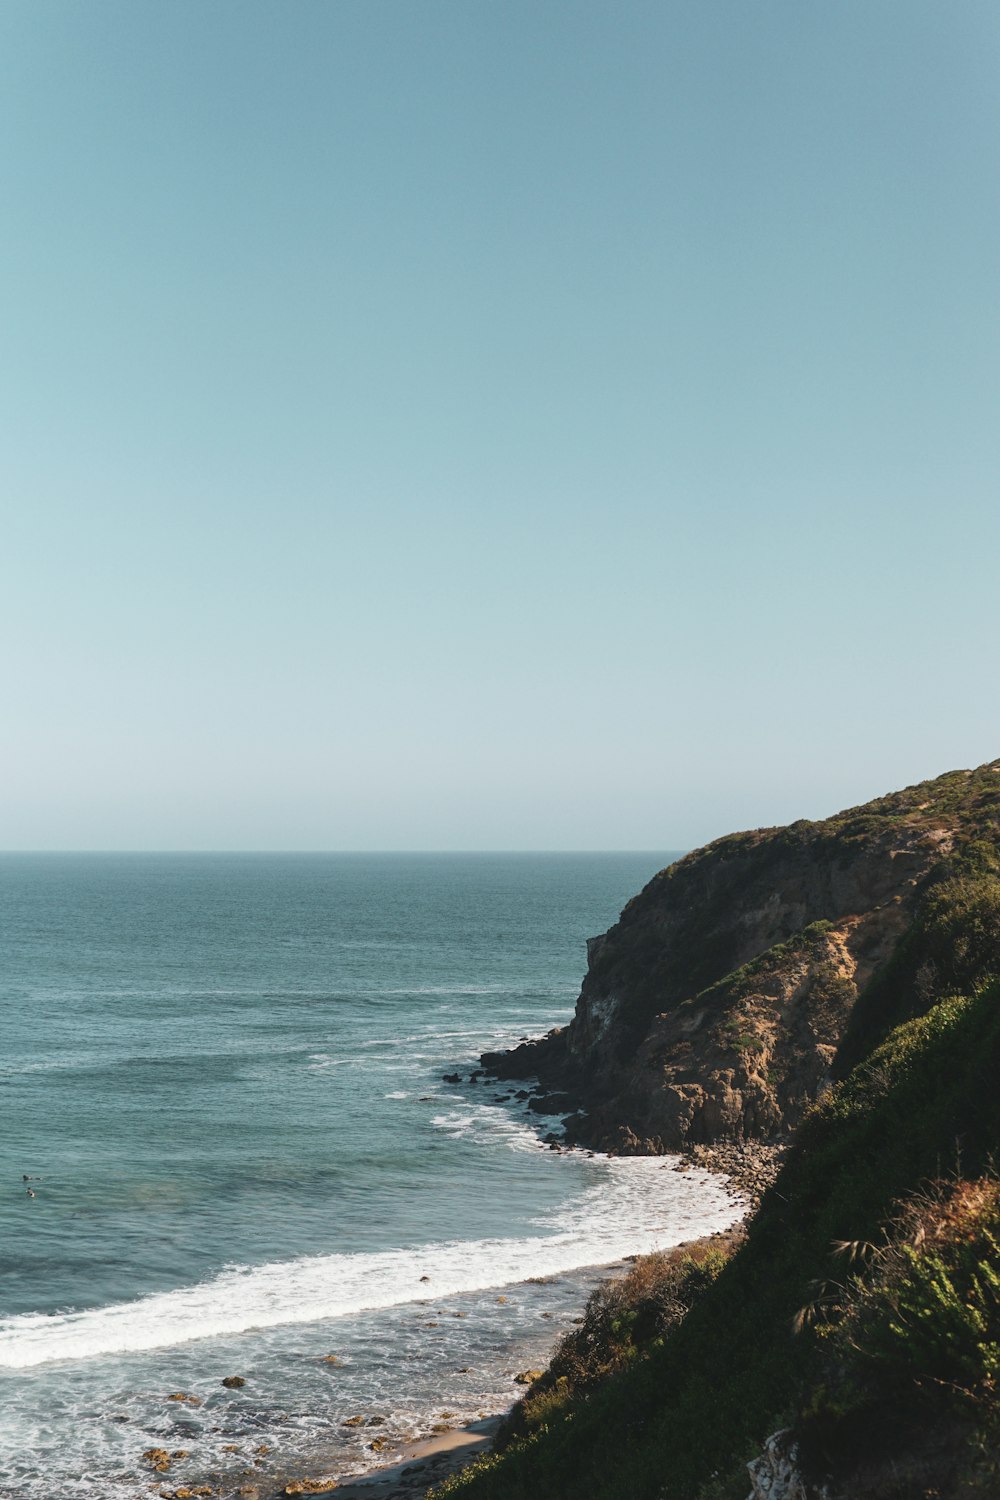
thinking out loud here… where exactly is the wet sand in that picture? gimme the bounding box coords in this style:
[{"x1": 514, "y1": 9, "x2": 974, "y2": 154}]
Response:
[{"x1": 326, "y1": 1416, "x2": 503, "y2": 1498}]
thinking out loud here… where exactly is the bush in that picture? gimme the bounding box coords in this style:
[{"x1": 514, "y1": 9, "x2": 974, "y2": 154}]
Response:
[
  {"x1": 547, "y1": 1243, "x2": 733, "y2": 1387},
  {"x1": 821, "y1": 1177, "x2": 1000, "y2": 1408},
  {"x1": 499, "y1": 1238, "x2": 738, "y2": 1449}
]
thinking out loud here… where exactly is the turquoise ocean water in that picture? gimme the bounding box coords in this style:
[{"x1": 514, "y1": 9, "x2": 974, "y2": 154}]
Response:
[{"x1": 0, "y1": 854, "x2": 740, "y2": 1498}]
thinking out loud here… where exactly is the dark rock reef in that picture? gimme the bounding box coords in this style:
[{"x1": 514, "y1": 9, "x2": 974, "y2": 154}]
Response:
[{"x1": 484, "y1": 760, "x2": 1000, "y2": 1152}]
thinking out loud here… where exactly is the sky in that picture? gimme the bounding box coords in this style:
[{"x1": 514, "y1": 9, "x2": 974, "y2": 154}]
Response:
[{"x1": 2, "y1": 1, "x2": 999, "y2": 850}]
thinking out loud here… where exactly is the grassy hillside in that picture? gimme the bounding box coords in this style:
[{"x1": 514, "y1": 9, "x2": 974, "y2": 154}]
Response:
[{"x1": 441, "y1": 818, "x2": 1000, "y2": 1500}]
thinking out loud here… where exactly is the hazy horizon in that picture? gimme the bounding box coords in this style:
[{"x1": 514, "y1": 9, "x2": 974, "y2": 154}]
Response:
[{"x1": 0, "y1": 846, "x2": 684, "y2": 855}]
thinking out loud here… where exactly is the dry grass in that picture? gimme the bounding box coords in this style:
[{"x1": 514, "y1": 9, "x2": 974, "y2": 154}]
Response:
[{"x1": 495, "y1": 1229, "x2": 744, "y2": 1451}]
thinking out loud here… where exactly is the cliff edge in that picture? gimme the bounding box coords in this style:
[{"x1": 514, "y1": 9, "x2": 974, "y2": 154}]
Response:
[{"x1": 484, "y1": 760, "x2": 1000, "y2": 1151}]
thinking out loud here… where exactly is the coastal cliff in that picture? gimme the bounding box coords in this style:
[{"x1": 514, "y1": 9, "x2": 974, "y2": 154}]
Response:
[
  {"x1": 443, "y1": 759, "x2": 1000, "y2": 1500},
  {"x1": 485, "y1": 762, "x2": 1000, "y2": 1152}
]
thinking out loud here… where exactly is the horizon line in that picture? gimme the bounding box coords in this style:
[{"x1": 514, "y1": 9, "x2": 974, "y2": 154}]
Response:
[{"x1": 0, "y1": 847, "x2": 686, "y2": 857}]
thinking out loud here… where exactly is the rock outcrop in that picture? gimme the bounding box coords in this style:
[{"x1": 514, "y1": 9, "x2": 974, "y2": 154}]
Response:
[
  {"x1": 484, "y1": 762, "x2": 1000, "y2": 1151},
  {"x1": 746, "y1": 1430, "x2": 826, "y2": 1500}
]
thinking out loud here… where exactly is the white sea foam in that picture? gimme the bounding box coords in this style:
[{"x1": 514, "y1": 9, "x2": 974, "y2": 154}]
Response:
[
  {"x1": 374, "y1": 985, "x2": 510, "y2": 997},
  {"x1": 0, "y1": 1159, "x2": 741, "y2": 1370},
  {"x1": 429, "y1": 1104, "x2": 543, "y2": 1151}
]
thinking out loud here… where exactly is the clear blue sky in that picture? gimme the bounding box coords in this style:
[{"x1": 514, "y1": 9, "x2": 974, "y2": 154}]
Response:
[{"x1": 2, "y1": 1, "x2": 998, "y2": 850}]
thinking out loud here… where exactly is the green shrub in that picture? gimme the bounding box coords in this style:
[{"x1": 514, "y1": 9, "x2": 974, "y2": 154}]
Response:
[
  {"x1": 500, "y1": 1240, "x2": 737, "y2": 1449},
  {"x1": 822, "y1": 1177, "x2": 1000, "y2": 1407}
]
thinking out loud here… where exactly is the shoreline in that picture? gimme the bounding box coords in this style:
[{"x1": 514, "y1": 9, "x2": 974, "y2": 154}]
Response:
[
  {"x1": 141, "y1": 1144, "x2": 751, "y2": 1500},
  {"x1": 144, "y1": 1142, "x2": 752, "y2": 1500},
  {"x1": 473, "y1": 1047, "x2": 788, "y2": 1211},
  {"x1": 171, "y1": 1257, "x2": 633, "y2": 1500},
  {"x1": 217, "y1": 1225, "x2": 747, "y2": 1500},
  {"x1": 4, "y1": 1149, "x2": 746, "y2": 1500},
  {"x1": 124, "y1": 1147, "x2": 754, "y2": 1500},
  {"x1": 172, "y1": 1156, "x2": 744, "y2": 1500},
  {"x1": 154, "y1": 1407, "x2": 507, "y2": 1500},
  {"x1": 147, "y1": 1256, "x2": 628, "y2": 1500},
  {"x1": 304, "y1": 1415, "x2": 504, "y2": 1500}
]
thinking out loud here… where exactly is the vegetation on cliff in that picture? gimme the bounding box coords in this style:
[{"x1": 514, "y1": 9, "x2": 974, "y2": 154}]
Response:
[
  {"x1": 494, "y1": 1232, "x2": 742, "y2": 1453},
  {"x1": 448, "y1": 761, "x2": 1000, "y2": 1499},
  {"x1": 793, "y1": 1174, "x2": 1000, "y2": 1495}
]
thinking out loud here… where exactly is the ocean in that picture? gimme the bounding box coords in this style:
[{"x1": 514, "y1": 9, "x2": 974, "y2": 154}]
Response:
[{"x1": 0, "y1": 853, "x2": 741, "y2": 1499}]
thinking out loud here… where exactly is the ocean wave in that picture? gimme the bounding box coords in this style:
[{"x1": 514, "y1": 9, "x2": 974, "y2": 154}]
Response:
[
  {"x1": 429, "y1": 1105, "x2": 543, "y2": 1152},
  {"x1": 0, "y1": 1160, "x2": 740, "y2": 1369}
]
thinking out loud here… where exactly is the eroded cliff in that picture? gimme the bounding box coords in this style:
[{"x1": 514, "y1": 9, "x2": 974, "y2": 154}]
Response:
[{"x1": 484, "y1": 761, "x2": 1000, "y2": 1151}]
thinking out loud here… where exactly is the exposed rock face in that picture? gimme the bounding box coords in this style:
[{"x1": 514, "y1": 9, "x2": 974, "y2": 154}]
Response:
[
  {"x1": 746, "y1": 1430, "x2": 828, "y2": 1500},
  {"x1": 483, "y1": 764, "x2": 1000, "y2": 1151}
]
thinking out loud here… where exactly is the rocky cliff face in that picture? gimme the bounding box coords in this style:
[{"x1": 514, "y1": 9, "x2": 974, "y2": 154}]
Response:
[{"x1": 485, "y1": 762, "x2": 1000, "y2": 1151}]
